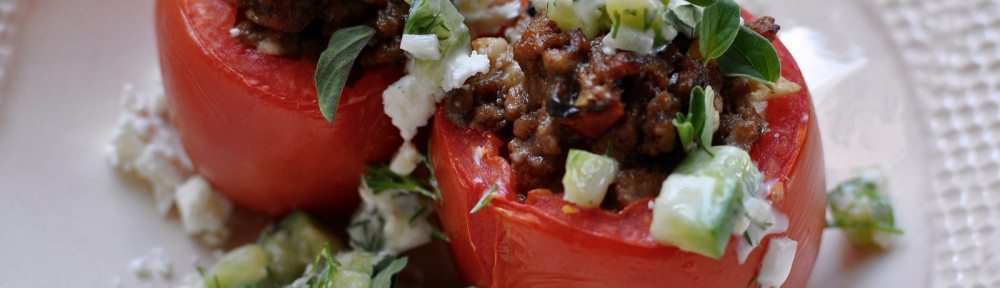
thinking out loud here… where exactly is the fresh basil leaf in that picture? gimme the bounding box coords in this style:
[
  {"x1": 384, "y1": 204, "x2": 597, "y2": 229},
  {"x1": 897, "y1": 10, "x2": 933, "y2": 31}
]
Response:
[
  {"x1": 666, "y1": 4, "x2": 701, "y2": 38},
  {"x1": 371, "y1": 257, "x2": 408, "y2": 288},
  {"x1": 469, "y1": 184, "x2": 499, "y2": 214},
  {"x1": 315, "y1": 25, "x2": 375, "y2": 123},
  {"x1": 686, "y1": 0, "x2": 718, "y2": 6},
  {"x1": 717, "y1": 26, "x2": 782, "y2": 88},
  {"x1": 698, "y1": 0, "x2": 740, "y2": 63}
]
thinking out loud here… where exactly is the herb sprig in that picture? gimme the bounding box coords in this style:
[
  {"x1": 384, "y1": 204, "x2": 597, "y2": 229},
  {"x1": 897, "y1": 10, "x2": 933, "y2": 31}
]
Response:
[{"x1": 315, "y1": 25, "x2": 375, "y2": 123}]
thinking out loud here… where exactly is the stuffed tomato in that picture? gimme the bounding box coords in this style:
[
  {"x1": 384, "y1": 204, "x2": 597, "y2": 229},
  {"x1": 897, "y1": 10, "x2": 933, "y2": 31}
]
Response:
[
  {"x1": 430, "y1": 5, "x2": 826, "y2": 288},
  {"x1": 155, "y1": 0, "x2": 404, "y2": 215}
]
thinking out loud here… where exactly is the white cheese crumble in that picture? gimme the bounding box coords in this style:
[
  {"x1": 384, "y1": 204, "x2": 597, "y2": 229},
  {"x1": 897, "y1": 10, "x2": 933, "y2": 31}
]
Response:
[
  {"x1": 441, "y1": 50, "x2": 490, "y2": 91},
  {"x1": 109, "y1": 83, "x2": 233, "y2": 246},
  {"x1": 400, "y1": 34, "x2": 442, "y2": 60},
  {"x1": 758, "y1": 237, "x2": 798, "y2": 288},
  {"x1": 382, "y1": 74, "x2": 445, "y2": 142},
  {"x1": 389, "y1": 141, "x2": 422, "y2": 176},
  {"x1": 348, "y1": 179, "x2": 433, "y2": 254},
  {"x1": 456, "y1": 0, "x2": 521, "y2": 37},
  {"x1": 109, "y1": 83, "x2": 192, "y2": 215},
  {"x1": 176, "y1": 176, "x2": 233, "y2": 246},
  {"x1": 130, "y1": 247, "x2": 172, "y2": 279}
]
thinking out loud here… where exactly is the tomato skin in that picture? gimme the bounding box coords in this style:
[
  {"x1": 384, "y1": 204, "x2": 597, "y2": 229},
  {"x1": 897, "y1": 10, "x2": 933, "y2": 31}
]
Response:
[
  {"x1": 431, "y1": 11, "x2": 825, "y2": 287},
  {"x1": 155, "y1": 0, "x2": 402, "y2": 216}
]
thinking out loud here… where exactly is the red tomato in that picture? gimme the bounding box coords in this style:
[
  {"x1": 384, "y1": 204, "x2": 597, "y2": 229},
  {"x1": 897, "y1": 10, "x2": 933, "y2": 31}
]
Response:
[
  {"x1": 155, "y1": 0, "x2": 402, "y2": 215},
  {"x1": 430, "y1": 12, "x2": 826, "y2": 288}
]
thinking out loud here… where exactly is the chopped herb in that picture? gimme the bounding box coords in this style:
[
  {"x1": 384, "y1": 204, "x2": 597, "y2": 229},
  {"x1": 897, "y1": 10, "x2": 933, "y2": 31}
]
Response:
[
  {"x1": 430, "y1": 223, "x2": 450, "y2": 242},
  {"x1": 315, "y1": 25, "x2": 376, "y2": 123},
  {"x1": 408, "y1": 205, "x2": 429, "y2": 225},
  {"x1": 424, "y1": 143, "x2": 443, "y2": 202},
  {"x1": 665, "y1": 4, "x2": 701, "y2": 38},
  {"x1": 718, "y1": 26, "x2": 782, "y2": 88},
  {"x1": 697, "y1": 0, "x2": 740, "y2": 64},
  {"x1": 743, "y1": 231, "x2": 754, "y2": 246},
  {"x1": 470, "y1": 184, "x2": 499, "y2": 214},
  {"x1": 364, "y1": 165, "x2": 437, "y2": 200},
  {"x1": 372, "y1": 257, "x2": 408, "y2": 288},
  {"x1": 686, "y1": 0, "x2": 718, "y2": 6},
  {"x1": 672, "y1": 86, "x2": 717, "y2": 154}
]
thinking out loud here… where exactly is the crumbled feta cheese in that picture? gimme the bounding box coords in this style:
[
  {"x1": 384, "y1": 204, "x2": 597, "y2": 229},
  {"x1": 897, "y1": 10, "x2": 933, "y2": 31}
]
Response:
[
  {"x1": 401, "y1": 34, "x2": 442, "y2": 60},
  {"x1": 109, "y1": 84, "x2": 193, "y2": 215},
  {"x1": 349, "y1": 180, "x2": 433, "y2": 254},
  {"x1": 601, "y1": 27, "x2": 656, "y2": 55},
  {"x1": 109, "y1": 83, "x2": 232, "y2": 245},
  {"x1": 389, "y1": 141, "x2": 422, "y2": 176},
  {"x1": 382, "y1": 75, "x2": 445, "y2": 141},
  {"x1": 456, "y1": 0, "x2": 521, "y2": 37},
  {"x1": 441, "y1": 50, "x2": 490, "y2": 91},
  {"x1": 130, "y1": 247, "x2": 172, "y2": 279},
  {"x1": 758, "y1": 237, "x2": 798, "y2": 288},
  {"x1": 176, "y1": 176, "x2": 233, "y2": 246}
]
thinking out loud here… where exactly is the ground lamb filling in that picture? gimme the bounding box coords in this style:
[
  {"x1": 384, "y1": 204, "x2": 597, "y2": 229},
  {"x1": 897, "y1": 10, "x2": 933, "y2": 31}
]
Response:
[
  {"x1": 225, "y1": 0, "x2": 409, "y2": 69},
  {"x1": 444, "y1": 13, "x2": 781, "y2": 210}
]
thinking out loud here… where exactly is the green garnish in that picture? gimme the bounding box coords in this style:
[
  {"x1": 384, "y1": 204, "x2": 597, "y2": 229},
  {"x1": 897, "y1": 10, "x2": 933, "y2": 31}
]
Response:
[
  {"x1": 315, "y1": 25, "x2": 375, "y2": 123},
  {"x1": 686, "y1": 0, "x2": 718, "y2": 6},
  {"x1": 672, "y1": 86, "x2": 717, "y2": 154},
  {"x1": 424, "y1": 143, "x2": 443, "y2": 202},
  {"x1": 470, "y1": 184, "x2": 499, "y2": 214},
  {"x1": 371, "y1": 257, "x2": 408, "y2": 288},
  {"x1": 404, "y1": 0, "x2": 470, "y2": 85},
  {"x1": 697, "y1": 0, "x2": 740, "y2": 64},
  {"x1": 364, "y1": 165, "x2": 437, "y2": 201},
  {"x1": 430, "y1": 223, "x2": 450, "y2": 242},
  {"x1": 718, "y1": 26, "x2": 782, "y2": 88},
  {"x1": 665, "y1": 4, "x2": 701, "y2": 38},
  {"x1": 827, "y1": 169, "x2": 903, "y2": 248}
]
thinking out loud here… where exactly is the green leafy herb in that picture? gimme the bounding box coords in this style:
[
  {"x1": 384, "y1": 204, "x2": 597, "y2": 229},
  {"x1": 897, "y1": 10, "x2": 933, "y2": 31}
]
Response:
[
  {"x1": 717, "y1": 26, "x2": 782, "y2": 88},
  {"x1": 672, "y1": 86, "x2": 717, "y2": 154},
  {"x1": 470, "y1": 184, "x2": 499, "y2": 214},
  {"x1": 315, "y1": 25, "x2": 375, "y2": 123},
  {"x1": 686, "y1": 0, "x2": 718, "y2": 6},
  {"x1": 665, "y1": 4, "x2": 701, "y2": 38},
  {"x1": 364, "y1": 165, "x2": 437, "y2": 200},
  {"x1": 430, "y1": 223, "x2": 450, "y2": 242},
  {"x1": 371, "y1": 257, "x2": 408, "y2": 288},
  {"x1": 743, "y1": 231, "x2": 754, "y2": 246},
  {"x1": 424, "y1": 143, "x2": 443, "y2": 202},
  {"x1": 827, "y1": 169, "x2": 903, "y2": 248},
  {"x1": 697, "y1": 0, "x2": 740, "y2": 63}
]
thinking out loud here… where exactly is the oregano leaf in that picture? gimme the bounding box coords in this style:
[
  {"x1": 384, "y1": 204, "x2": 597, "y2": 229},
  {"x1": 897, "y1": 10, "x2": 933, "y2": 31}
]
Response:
[{"x1": 315, "y1": 25, "x2": 375, "y2": 123}]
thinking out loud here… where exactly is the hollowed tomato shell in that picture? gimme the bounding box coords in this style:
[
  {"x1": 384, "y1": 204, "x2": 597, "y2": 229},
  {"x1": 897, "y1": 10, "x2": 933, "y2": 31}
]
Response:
[
  {"x1": 155, "y1": 0, "x2": 402, "y2": 216},
  {"x1": 430, "y1": 11, "x2": 826, "y2": 288}
]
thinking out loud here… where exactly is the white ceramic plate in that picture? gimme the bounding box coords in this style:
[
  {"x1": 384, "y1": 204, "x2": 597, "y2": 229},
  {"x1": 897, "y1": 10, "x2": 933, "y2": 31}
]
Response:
[{"x1": 1, "y1": 0, "x2": 997, "y2": 287}]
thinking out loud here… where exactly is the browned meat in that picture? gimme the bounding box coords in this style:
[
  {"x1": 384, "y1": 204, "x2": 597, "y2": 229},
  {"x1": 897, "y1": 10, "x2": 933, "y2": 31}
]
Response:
[
  {"x1": 443, "y1": 14, "x2": 772, "y2": 210},
  {"x1": 746, "y1": 16, "x2": 780, "y2": 42},
  {"x1": 613, "y1": 166, "x2": 671, "y2": 207},
  {"x1": 228, "y1": 0, "x2": 408, "y2": 67}
]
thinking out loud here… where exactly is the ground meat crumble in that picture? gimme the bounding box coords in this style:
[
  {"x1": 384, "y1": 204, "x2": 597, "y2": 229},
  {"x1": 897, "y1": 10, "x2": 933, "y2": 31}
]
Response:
[
  {"x1": 445, "y1": 13, "x2": 780, "y2": 210},
  {"x1": 224, "y1": 0, "x2": 409, "y2": 69}
]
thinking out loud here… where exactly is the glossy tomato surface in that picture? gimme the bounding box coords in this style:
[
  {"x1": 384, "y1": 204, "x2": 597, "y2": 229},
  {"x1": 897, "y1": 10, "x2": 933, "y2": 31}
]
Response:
[
  {"x1": 156, "y1": 0, "x2": 402, "y2": 215},
  {"x1": 431, "y1": 12, "x2": 826, "y2": 288}
]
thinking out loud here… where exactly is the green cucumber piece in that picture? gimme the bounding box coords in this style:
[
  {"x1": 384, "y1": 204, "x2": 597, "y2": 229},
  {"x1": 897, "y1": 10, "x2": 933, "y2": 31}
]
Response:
[
  {"x1": 258, "y1": 210, "x2": 342, "y2": 284},
  {"x1": 203, "y1": 244, "x2": 269, "y2": 288},
  {"x1": 650, "y1": 146, "x2": 761, "y2": 259},
  {"x1": 562, "y1": 149, "x2": 620, "y2": 208}
]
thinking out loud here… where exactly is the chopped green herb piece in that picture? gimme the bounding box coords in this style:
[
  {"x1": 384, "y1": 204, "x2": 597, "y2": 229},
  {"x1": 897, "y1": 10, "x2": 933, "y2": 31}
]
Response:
[
  {"x1": 470, "y1": 184, "x2": 499, "y2": 214},
  {"x1": 718, "y1": 26, "x2": 782, "y2": 88},
  {"x1": 372, "y1": 257, "x2": 408, "y2": 288},
  {"x1": 315, "y1": 25, "x2": 375, "y2": 123}
]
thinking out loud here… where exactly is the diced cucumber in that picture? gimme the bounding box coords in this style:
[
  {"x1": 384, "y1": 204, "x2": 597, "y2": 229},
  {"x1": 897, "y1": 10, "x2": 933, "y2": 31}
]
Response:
[
  {"x1": 203, "y1": 244, "x2": 269, "y2": 288},
  {"x1": 258, "y1": 210, "x2": 342, "y2": 284},
  {"x1": 650, "y1": 146, "x2": 761, "y2": 259},
  {"x1": 531, "y1": 0, "x2": 609, "y2": 38},
  {"x1": 828, "y1": 168, "x2": 901, "y2": 248},
  {"x1": 562, "y1": 149, "x2": 620, "y2": 208},
  {"x1": 606, "y1": 0, "x2": 664, "y2": 32}
]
